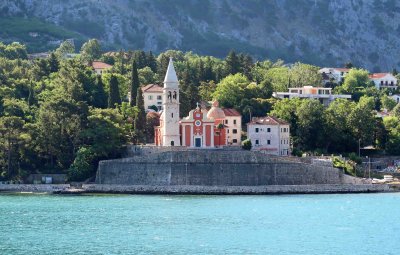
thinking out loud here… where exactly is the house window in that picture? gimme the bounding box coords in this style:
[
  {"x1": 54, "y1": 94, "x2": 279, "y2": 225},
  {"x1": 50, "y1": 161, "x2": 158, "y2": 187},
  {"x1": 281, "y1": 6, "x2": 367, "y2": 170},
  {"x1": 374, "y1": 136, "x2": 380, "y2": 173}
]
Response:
[
  {"x1": 148, "y1": 95, "x2": 153, "y2": 100},
  {"x1": 225, "y1": 120, "x2": 228, "y2": 124},
  {"x1": 381, "y1": 81, "x2": 384, "y2": 85},
  {"x1": 233, "y1": 129, "x2": 237, "y2": 134},
  {"x1": 157, "y1": 102, "x2": 162, "y2": 105},
  {"x1": 171, "y1": 113, "x2": 173, "y2": 118},
  {"x1": 157, "y1": 95, "x2": 162, "y2": 100},
  {"x1": 255, "y1": 128, "x2": 259, "y2": 133},
  {"x1": 233, "y1": 139, "x2": 237, "y2": 143},
  {"x1": 234, "y1": 120, "x2": 237, "y2": 125},
  {"x1": 267, "y1": 140, "x2": 271, "y2": 145},
  {"x1": 255, "y1": 140, "x2": 259, "y2": 145},
  {"x1": 227, "y1": 129, "x2": 229, "y2": 133},
  {"x1": 267, "y1": 128, "x2": 271, "y2": 132}
]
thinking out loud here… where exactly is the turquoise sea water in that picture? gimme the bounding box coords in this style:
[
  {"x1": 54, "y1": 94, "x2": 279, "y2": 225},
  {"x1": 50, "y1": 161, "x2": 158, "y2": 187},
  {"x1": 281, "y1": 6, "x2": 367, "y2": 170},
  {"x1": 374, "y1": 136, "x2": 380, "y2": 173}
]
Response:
[{"x1": 0, "y1": 193, "x2": 399, "y2": 255}]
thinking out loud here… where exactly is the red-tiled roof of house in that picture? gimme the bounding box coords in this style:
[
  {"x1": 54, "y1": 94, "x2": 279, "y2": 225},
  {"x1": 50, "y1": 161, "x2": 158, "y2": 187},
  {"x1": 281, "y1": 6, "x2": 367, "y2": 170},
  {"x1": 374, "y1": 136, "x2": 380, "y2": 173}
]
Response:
[
  {"x1": 222, "y1": 108, "x2": 241, "y2": 117},
  {"x1": 369, "y1": 73, "x2": 391, "y2": 79},
  {"x1": 249, "y1": 116, "x2": 288, "y2": 125},
  {"x1": 92, "y1": 61, "x2": 112, "y2": 69},
  {"x1": 333, "y1": 68, "x2": 350, "y2": 72},
  {"x1": 141, "y1": 84, "x2": 163, "y2": 93}
]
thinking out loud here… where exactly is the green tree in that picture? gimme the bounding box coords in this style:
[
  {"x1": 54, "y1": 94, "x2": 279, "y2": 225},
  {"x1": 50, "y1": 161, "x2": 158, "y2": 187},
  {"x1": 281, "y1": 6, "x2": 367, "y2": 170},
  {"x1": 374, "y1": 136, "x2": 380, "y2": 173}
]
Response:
[
  {"x1": 129, "y1": 60, "x2": 140, "y2": 106},
  {"x1": 108, "y1": 75, "x2": 121, "y2": 108},
  {"x1": 341, "y1": 69, "x2": 371, "y2": 93},
  {"x1": 134, "y1": 87, "x2": 146, "y2": 143},
  {"x1": 0, "y1": 116, "x2": 25, "y2": 178},
  {"x1": 55, "y1": 40, "x2": 75, "y2": 58},
  {"x1": 381, "y1": 95, "x2": 397, "y2": 111},
  {"x1": 348, "y1": 96, "x2": 376, "y2": 146},
  {"x1": 212, "y1": 73, "x2": 249, "y2": 108},
  {"x1": 225, "y1": 50, "x2": 240, "y2": 75},
  {"x1": 80, "y1": 39, "x2": 102, "y2": 63}
]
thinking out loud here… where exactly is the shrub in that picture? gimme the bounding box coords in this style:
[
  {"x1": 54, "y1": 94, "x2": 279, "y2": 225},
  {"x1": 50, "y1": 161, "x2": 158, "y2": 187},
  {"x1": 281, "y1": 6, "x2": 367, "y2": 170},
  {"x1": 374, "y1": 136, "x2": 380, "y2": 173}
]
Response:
[{"x1": 242, "y1": 139, "x2": 252, "y2": 150}]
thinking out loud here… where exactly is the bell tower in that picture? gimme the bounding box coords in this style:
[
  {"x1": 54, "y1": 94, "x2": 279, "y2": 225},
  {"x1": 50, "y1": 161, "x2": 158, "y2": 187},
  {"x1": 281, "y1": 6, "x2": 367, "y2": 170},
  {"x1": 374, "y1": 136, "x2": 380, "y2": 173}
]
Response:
[{"x1": 161, "y1": 58, "x2": 181, "y2": 146}]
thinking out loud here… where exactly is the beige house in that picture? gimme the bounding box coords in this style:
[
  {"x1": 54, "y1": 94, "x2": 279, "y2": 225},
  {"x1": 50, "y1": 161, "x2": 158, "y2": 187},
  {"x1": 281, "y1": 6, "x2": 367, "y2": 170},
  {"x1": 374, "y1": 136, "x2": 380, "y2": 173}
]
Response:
[
  {"x1": 92, "y1": 61, "x2": 112, "y2": 75},
  {"x1": 222, "y1": 109, "x2": 242, "y2": 146},
  {"x1": 142, "y1": 84, "x2": 163, "y2": 112},
  {"x1": 247, "y1": 116, "x2": 290, "y2": 156}
]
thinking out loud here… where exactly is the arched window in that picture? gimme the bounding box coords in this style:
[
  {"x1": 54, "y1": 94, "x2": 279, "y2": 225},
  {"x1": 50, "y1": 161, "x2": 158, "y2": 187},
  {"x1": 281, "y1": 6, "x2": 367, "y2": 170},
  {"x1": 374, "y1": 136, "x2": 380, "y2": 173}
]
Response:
[{"x1": 171, "y1": 141, "x2": 174, "y2": 146}]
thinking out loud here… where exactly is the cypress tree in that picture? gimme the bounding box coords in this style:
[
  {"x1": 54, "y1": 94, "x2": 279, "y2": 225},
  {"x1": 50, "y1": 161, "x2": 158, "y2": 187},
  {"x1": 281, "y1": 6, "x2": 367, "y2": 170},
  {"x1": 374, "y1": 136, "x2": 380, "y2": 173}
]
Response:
[
  {"x1": 130, "y1": 60, "x2": 140, "y2": 106},
  {"x1": 134, "y1": 86, "x2": 146, "y2": 143},
  {"x1": 147, "y1": 51, "x2": 157, "y2": 73},
  {"x1": 108, "y1": 75, "x2": 121, "y2": 108},
  {"x1": 94, "y1": 76, "x2": 107, "y2": 108}
]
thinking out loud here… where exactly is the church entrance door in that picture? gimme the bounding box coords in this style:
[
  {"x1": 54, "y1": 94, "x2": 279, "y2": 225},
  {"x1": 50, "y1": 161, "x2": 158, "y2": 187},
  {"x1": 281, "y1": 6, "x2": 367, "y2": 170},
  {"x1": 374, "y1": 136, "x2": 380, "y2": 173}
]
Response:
[{"x1": 195, "y1": 138, "x2": 201, "y2": 147}]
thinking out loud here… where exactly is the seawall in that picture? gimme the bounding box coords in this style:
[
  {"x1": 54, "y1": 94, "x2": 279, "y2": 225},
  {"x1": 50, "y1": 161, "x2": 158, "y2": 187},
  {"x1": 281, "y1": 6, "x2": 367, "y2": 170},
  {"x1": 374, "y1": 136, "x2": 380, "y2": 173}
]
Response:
[
  {"x1": 96, "y1": 150, "x2": 369, "y2": 186},
  {"x1": 1, "y1": 183, "x2": 399, "y2": 195}
]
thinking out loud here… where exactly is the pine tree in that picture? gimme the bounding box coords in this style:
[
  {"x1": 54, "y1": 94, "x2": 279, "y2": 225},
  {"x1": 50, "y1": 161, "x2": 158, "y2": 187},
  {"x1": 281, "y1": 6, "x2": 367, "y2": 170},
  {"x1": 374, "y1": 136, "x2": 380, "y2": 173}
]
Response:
[
  {"x1": 130, "y1": 60, "x2": 140, "y2": 106},
  {"x1": 48, "y1": 52, "x2": 59, "y2": 73},
  {"x1": 147, "y1": 51, "x2": 157, "y2": 73},
  {"x1": 108, "y1": 75, "x2": 121, "y2": 108},
  {"x1": 225, "y1": 50, "x2": 240, "y2": 76}
]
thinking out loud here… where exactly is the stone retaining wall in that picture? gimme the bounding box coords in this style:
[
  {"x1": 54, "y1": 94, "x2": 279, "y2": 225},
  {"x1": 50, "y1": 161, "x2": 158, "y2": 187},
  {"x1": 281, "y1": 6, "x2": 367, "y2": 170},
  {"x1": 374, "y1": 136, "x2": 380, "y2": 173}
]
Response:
[
  {"x1": 96, "y1": 150, "x2": 369, "y2": 186},
  {"x1": 0, "y1": 184, "x2": 70, "y2": 192},
  {"x1": 83, "y1": 184, "x2": 393, "y2": 195}
]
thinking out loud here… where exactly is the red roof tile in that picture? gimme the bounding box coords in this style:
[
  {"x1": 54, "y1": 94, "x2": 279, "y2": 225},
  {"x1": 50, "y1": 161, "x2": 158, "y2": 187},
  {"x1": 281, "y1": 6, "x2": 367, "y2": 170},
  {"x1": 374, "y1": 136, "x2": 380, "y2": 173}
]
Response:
[
  {"x1": 92, "y1": 61, "x2": 112, "y2": 69},
  {"x1": 222, "y1": 108, "x2": 241, "y2": 117},
  {"x1": 141, "y1": 84, "x2": 163, "y2": 93},
  {"x1": 369, "y1": 73, "x2": 391, "y2": 79}
]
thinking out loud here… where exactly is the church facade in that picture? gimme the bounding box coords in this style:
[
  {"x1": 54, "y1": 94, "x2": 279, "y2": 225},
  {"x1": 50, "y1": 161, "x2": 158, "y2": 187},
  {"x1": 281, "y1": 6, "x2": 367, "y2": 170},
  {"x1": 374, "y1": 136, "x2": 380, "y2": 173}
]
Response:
[{"x1": 154, "y1": 58, "x2": 241, "y2": 148}]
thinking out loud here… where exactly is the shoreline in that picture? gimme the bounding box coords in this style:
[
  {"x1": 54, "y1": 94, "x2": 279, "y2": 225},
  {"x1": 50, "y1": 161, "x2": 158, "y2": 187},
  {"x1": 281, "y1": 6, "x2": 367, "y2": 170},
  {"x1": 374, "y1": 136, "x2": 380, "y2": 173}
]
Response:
[{"x1": 1, "y1": 183, "x2": 400, "y2": 195}]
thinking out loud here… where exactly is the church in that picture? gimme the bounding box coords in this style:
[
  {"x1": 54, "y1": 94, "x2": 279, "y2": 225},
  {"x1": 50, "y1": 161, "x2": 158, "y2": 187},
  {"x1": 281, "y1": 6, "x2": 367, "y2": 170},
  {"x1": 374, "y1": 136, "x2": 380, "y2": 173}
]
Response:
[{"x1": 154, "y1": 58, "x2": 242, "y2": 148}]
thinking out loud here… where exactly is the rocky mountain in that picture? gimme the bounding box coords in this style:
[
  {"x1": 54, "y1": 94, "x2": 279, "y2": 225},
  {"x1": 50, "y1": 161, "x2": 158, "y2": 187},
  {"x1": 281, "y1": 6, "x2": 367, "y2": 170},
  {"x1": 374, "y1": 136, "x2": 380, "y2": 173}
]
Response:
[{"x1": 1, "y1": 0, "x2": 400, "y2": 71}]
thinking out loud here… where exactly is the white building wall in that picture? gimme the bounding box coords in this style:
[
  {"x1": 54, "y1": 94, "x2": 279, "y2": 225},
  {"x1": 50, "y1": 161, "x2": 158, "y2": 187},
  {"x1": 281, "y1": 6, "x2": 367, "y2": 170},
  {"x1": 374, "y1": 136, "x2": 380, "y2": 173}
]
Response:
[
  {"x1": 143, "y1": 92, "x2": 163, "y2": 111},
  {"x1": 247, "y1": 124, "x2": 290, "y2": 156}
]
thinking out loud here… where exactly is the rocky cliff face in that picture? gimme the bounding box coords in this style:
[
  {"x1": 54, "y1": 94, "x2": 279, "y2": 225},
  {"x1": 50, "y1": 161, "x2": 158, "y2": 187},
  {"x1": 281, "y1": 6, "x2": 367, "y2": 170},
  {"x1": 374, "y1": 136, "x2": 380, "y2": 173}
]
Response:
[{"x1": 1, "y1": 0, "x2": 399, "y2": 70}]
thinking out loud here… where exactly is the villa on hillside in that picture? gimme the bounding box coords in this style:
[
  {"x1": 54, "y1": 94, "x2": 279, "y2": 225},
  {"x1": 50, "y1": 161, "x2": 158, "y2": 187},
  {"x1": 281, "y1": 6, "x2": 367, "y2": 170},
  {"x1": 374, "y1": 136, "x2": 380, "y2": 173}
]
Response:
[
  {"x1": 369, "y1": 73, "x2": 398, "y2": 90},
  {"x1": 272, "y1": 86, "x2": 351, "y2": 106},
  {"x1": 319, "y1": 68, "x2": 350, "y2": 84},
  {"x1": 247, "y1": 116, "x2": 291, "y2": 156},
  {"x1": 92, "y1": 61, "x2": 112, "y2": 75}
]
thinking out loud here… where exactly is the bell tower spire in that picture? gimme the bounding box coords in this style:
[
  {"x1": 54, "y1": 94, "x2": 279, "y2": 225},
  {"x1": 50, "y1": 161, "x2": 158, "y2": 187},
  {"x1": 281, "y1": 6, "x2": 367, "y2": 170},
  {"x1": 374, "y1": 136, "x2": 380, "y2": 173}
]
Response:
[{"x1": 161, "y1": 58, "x2": 181, "y2": 146}]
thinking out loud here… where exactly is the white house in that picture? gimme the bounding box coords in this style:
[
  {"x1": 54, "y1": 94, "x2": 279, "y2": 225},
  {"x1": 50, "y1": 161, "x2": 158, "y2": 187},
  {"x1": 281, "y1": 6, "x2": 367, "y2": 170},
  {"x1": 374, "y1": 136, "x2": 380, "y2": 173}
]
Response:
[
  {"x1": 369, "y1": 73, "x2": 397, "y2": 90},
  {"x1": 390, "y1": 94, "x2": 400, "y2": 104},
  {"x1": 92, "y1": 61, "x2": 112, "y2": 75},
  {"x1": 141, "y1": 84, "x2": 163, "y2": 111},
  {"x1": 273, "y1": 86, "x2": 351, "y2": 106},
  {"x1": 222, "y1": 108, "x2": 242, "y2": 146},
  {"x1": 247, "y1": 116, "x2": 290, "y2": 156},
  {"x1": 319, "y1": 68, "x2": 350, "y2": 84}
]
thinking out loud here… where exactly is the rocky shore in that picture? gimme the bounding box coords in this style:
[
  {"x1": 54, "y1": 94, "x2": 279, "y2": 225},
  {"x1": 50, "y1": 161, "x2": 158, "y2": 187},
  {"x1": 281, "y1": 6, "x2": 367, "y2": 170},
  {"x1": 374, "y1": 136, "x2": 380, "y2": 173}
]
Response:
[{"x1": 1, "y1": 184, "x2": 399, "y2": 195}]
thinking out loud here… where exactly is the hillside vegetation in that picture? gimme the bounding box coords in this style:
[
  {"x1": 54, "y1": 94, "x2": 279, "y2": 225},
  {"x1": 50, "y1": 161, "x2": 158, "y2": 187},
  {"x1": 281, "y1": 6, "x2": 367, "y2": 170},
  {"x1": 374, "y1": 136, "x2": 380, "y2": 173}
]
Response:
[{"x1": 1, "y1": 0, "x2": 400, "y2": 70}]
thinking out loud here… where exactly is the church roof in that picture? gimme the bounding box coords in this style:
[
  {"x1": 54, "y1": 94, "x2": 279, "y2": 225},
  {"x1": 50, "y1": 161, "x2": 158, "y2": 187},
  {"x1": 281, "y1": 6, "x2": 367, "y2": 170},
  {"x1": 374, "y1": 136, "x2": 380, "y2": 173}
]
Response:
[
  {"x1": 163, "y1": 58, "x2": 179, "y2": 88},
  {"x1": 207, "y1": 101, "x2": 226, "y2": 120}
]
